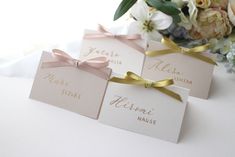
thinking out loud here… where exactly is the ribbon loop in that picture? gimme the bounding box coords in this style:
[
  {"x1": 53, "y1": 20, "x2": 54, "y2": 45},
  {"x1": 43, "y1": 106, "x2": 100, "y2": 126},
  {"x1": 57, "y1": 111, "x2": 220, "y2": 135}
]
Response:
[
  {"x1": 41, "y1": 49, "x2": 110, "y2": 79},
  {"x1": 110, "y1": 71, "x2": 182, "y2": 102},
  {"x1": 83, "y1": 24, "x2": 145, "y2": 53},
  {"x1": 145, "y1": 37, "x2": 217, "y2": 65}
]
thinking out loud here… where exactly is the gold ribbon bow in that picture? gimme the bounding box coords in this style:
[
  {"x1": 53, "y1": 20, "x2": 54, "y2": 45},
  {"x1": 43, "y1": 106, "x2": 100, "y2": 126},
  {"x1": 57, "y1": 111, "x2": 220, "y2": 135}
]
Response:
[
  {"x1": 110, "y1": 71, "x2": 182, "y2": 102},
  {"x1": 145, "y1": 37, "x2": 217, "y2": 65}
]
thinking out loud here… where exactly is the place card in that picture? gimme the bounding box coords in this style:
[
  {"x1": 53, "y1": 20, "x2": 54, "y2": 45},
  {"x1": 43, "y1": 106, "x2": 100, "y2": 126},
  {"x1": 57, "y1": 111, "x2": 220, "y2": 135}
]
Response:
[
  {"x1": 79, "y1": 27, "x2": 145, "y2": 75},
  {"x1": 30, "y1": 50, "x2": 111, "y2": 119},
  {"x1": 99, "y1": 72, "x2": 189, "y2": 143},
  {"x1": 142, "y1": 40, "x2": 215, "y2": 99}
]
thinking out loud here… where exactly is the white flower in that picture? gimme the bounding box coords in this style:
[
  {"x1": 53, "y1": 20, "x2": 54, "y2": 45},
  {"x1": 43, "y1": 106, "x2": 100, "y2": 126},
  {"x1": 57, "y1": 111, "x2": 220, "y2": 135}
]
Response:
[
  {"x1": 188, "y1": 0, "x2": 198, "y2": 27},
  {"x1": 178, "y1": 12, "x2": 193, "y2": 30},
  {"x1": 128, "y1": 0, "x2": 173, "y2": 42}
]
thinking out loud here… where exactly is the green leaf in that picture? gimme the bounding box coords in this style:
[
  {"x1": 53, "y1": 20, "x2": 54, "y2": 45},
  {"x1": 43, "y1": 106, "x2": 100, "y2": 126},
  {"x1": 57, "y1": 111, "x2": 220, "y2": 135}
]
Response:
[
  {"x1": 114, "y1": 0, "x2": 137, "y2": 21},
  {"x1": 146, "y1": 0, "x2": 180, "y2": 15},
  {"x1": 172, "y1": 15, "x2": 181, "y2": 23}
]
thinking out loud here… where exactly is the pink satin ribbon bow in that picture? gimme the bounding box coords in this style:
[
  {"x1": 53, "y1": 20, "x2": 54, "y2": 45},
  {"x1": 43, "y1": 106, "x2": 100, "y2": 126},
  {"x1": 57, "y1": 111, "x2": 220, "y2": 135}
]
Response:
[
  {"x1": 83, "y1": 24, "x2": 145, "y2": 53},
  {"x1": 41, "y1": 49, "x2": 111, "y2": 79}
]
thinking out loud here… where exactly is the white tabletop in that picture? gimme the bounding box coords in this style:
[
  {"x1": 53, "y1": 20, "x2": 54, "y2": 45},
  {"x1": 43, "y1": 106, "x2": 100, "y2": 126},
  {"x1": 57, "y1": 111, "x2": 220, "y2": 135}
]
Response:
[{"x1": 0, "y1": 65, "x2": 235, "y2": 157}]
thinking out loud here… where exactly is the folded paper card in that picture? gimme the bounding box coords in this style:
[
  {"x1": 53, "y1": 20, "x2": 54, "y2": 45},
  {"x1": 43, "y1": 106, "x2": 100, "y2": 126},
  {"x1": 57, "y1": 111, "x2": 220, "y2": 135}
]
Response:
[
  {"x1": 79, "y1": 25, "x2": 145, "y2": 75},
  {"x1": 99, "y1": 72, "x2": 189, "y2": 143},
  {"x1": 142, "y1": 38, "x2": 216, "y2": 99},
  {"x1": 30, "y1": 49, "x2": 111, "y2": 119}
]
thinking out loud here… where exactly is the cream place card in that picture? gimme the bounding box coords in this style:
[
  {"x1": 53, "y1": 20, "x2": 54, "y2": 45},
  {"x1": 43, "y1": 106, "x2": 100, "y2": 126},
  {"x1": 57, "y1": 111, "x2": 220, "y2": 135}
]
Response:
[
  {"x1": 142, "y1": 38, "x2": 216, "y2": 99},
  {"x1": 99, "y1": 72, "x2": 189, "y2": 143},
  {"x1": 30, "y1": 49, "x2": 111, "y2": 119},
  {"x1": 79, "y1": 25, "x2": 145, "y2": 75}
]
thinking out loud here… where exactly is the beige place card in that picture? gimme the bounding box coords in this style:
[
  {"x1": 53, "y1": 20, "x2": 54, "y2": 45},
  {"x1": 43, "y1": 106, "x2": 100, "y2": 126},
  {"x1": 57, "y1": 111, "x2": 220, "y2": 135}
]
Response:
[
  {"x1": 99, "y1": 78, "x2": 189, "y2": 143},
  {"x1": 30, "y1": 51, "x2": 111, "y2": 119},
  {"x1": 79, "y1": 30, "x2": 145, "y2": 75},
  {"x1": 142, "y1": 40, "x2": 215, "y2": 99}
]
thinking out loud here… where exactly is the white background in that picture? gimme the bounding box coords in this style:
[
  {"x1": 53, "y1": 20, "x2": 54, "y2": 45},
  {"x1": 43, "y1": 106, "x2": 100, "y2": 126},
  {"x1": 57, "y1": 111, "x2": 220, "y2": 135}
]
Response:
[
  {"x1": 0, "y1": 0, "x2": 235, "y2": 157},
  {"x1": 0, "y1": 0, "x2": 123, "y2": 59},
  {"x1": 0, "y1": 64, "x2": 235, "y2": 157}
]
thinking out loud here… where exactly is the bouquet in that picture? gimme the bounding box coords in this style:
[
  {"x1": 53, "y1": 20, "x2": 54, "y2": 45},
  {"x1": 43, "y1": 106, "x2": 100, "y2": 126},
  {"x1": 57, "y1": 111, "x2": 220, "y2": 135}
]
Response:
[{"x1": 114, "y1": 0, "x2": 235, "y2": 73}]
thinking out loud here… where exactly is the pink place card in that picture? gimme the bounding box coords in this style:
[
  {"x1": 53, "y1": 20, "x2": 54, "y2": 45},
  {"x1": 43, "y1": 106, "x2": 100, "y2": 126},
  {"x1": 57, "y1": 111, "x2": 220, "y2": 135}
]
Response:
[
  {"x1": 30, "y1": 51, "x2": 111, "y2": 119},
  {"x1": 142, "y1": 40, "x2": 215, "y2": 99},
  {"x1": 79, "y1": 29, "x2": 145, "y2": 75}
]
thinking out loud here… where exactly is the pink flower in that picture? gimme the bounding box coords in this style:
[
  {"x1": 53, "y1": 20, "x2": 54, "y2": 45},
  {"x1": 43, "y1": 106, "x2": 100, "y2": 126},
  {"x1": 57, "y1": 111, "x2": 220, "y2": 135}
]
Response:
[
  {"x1": 189, "y1": 8, "x2": 232, "y2": 39},
  {"x1": 210, "y1": 0, "x2": 228, "y2": 10}
]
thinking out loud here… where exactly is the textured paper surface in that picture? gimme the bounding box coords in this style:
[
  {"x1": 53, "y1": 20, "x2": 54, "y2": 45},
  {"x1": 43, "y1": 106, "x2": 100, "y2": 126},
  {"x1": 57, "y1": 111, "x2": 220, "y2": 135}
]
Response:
[
  {"x1": 30, "y1": 52, "x2": 111, "y2": 119},
  {"x1": 79, "y1": 30, "x2": 145, "y2": 75},
  {"x1": 142, "y1": 40, "x2": 215, "y2": 99},
  {"x1": 99, "y1": 81, "x2": 189, "y2": 143}
]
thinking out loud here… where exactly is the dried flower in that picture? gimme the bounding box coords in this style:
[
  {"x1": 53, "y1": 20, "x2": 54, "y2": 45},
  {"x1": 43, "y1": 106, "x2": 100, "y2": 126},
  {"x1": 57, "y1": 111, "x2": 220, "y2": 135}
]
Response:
[
  {"x1": 210, "y1": 0, "x2": 228, "y2": 10},
  {"x1": 189, "y1": 8, "x2": 232, "y2": 39},
  {"x1": 195, "y1": 0, "x2": 211, "y2": 9}
]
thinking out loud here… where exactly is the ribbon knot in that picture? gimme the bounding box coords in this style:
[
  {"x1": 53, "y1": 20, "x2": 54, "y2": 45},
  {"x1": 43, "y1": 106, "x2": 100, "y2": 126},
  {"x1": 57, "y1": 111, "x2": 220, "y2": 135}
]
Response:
[
  {"x1": 110, "y1": 71, "x2": 182, "y2": 102},
  {"x1": 144, "y1": 81, "x2": 153, "y2": 88},
  {"x1": 145, "y1": 37, "x2": 217, "y2": 65},
  {"x1": 112, "y1": 34, "x2": 117, "y2": 38},
  {"x1": 180, "y1": 47, "x2": 190, "y2": 54},
  {"x1": 72, "y1": 59, "x2": 80, "y2": 68}
]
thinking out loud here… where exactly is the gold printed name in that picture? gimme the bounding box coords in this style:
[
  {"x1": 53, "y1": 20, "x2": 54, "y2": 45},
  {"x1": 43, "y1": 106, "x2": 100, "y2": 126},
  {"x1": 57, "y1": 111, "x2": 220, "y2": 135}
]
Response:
[
  {"x1": 84, "y1": 47, "x2": 122, "y2": 65},
  {"x1": 147, "y1": 59, "x2": 193, "y2": 85},
  {"x1": 110, "y1": 95, "x2": 154, "y2": 115},
  {"x1": 42, "y1": 73, "x2": 81, "y2": 101},
  {"x1": 109, "y1": 95, "x2": 156, "y2": 125},
  {"x1": 61, "y1": 89, "x2": 81, "y2": 100},
  {"x1": 147, "y1": 59, "x2": 182, "y2": 75},
  {"x1": 43, "y1": 73, "x2": 69, "y2": 86}
]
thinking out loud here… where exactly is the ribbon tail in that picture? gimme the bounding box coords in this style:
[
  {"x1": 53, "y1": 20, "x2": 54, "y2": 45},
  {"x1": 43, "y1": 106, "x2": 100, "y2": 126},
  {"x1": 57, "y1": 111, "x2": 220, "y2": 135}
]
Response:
[
  {"x1": 155, "y1": 87, "x2": 182, "y2": 102},
  {"x1": 185, "y1": 53, "x2": 217, "y2": 65},
  {"x1": 119, "y1": 34, "x2": 142, "y2": 40},
  {"x1": 116, "y1": 37, "x2": 145, "y2": 53},
  {"x1": 162, "y1": 37, "x2": 181, "y2": 50},
  {"x1": 110, "y1": 77, "x2": 146, "y2": 86},
  {"x1": 110, "y1": 77, "x2": 132, "y2": 85},
  {"x1": 98, "y1": 24, "x2": 108, "y2": 33},
  {"x1": 41, "y1": 61, "x2": 72, "y2": 69},
  {"x1": 145, "y1": 49, "x2": 178, "y2": 57},
  {"x1": 152, "y1": 79, "x2": 174, "y2": 87},
  {"x1": 83, "y1": 34, "x2": 108, "y2": 39},
  {"x1": 188, "y1": 44, "x2": 210, "y2": 53}
]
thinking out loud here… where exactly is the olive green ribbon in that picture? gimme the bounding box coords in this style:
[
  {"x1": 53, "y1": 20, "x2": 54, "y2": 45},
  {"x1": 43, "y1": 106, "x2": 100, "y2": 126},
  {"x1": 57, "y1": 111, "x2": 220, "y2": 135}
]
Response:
[
  {"x1": 110, "y1": 71, "x2": 182, "y2": 102},
  {"x1": 145, "y1": 37, "x2": 217, "y2": 65}
]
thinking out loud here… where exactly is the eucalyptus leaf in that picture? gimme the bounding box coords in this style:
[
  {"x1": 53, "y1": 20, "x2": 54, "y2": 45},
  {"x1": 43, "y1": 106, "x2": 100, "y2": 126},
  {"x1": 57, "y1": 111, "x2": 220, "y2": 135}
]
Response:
[
  {"x1": 172, "y1": 14, "x2": 181, "y2": 23},
  {"x1": 146, "y1": 0, "x2": 180, "y2": 15},
  {"x1": 114, "y1": 0, "x2": 137, "y2": 21}
]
